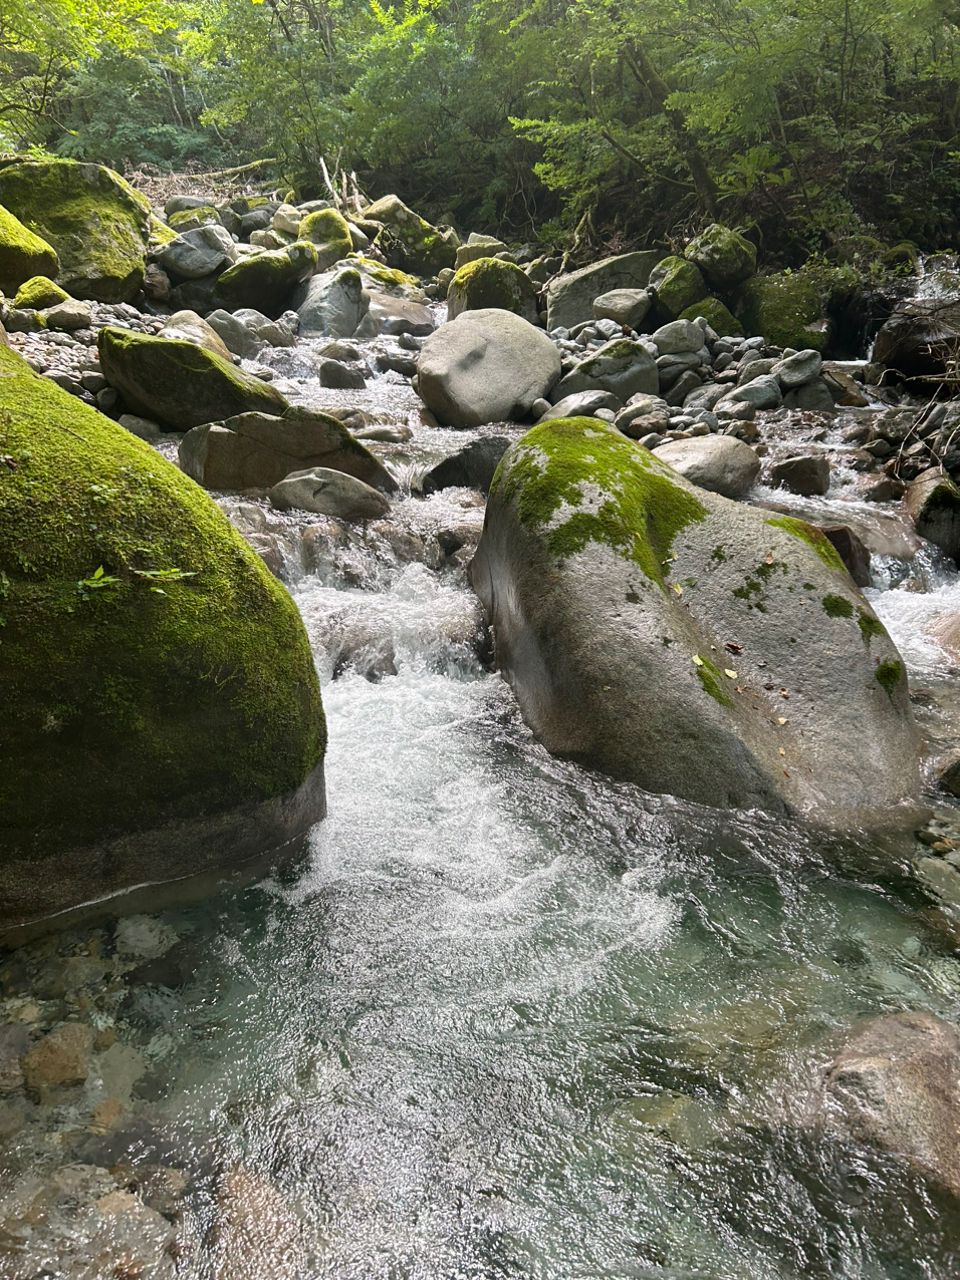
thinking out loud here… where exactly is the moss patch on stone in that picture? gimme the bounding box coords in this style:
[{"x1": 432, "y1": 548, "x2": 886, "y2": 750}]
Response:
[
  {"x1": 167, "y1": 206, "x2": 220, "y2": 232},
  {"x1": 0, "y1": 161, "x2": 149, "y2": 303},
  {"x1": 679, "y1": 296, "x2": 743, "y2": 337},
  {"x1": 13, "y1": 276, "x2": 68, "y2": 310},
  {"x1": 857, "y1": 609, "x2": 887, "y2": 644},
  {"x1": 648, "y1": 255, "x2": 708, "y2": 320},
  {"x1": 493, "y1": 417, "x2": 707, "y2": 586},
  {"x1": 0, "y1": 342, "x2": 325, "y2": 862},
  {"x1": 217, "y1": 241, "x2": 318, "y2": 318},
  {"x1": 694, "y1": 653, "x2": 734, "y2": 706},
  {"x1": 875, "y1": 658, "x2": 904, "y2": 695},
  {"x1": 822, "y1": 593, "x2": 854, "y2": 618},
  {"x1": 0, "y1": 203, "x2": 60, "y2": 295},
  {"x1": 766, "y1": 515, "x2": 845, "y2": 570}
]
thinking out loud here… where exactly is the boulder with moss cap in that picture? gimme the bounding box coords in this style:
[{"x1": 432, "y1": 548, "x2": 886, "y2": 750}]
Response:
[
  {"x1": 0, "y1": 205, "x2": 60, "y2": 295},
  {"x1": 13, "y1": 276, "x2": 69, "y2": 311},
  {"x1": 362, "y1": 194, "x2": 458, "y2": 276},
  {"x1": 469, "y1": 416, "x2": 919, "y2": 827},
  {"x1": 298, "y1": 209, "x2": 354, "y2": 270},
  {"x1": 216, "y1": 242, "x2": 319, "y2": 318},
  {"x1": 446, "y1": 257, "x2": 539, "y2": 323},
  {"x1": 648, "y1": 255, "x2": 709, "y2": 322},
  {"x1": 0, "y1": 160, "x2": 150, "y2": 303},
  {"x1": 0, "y1": 343, "x2": 326, "y2": 936},
  {"x1": 97, "y1": 326, "x2": 288, "y2": 430},
  {"x1": 684, "y1": 224, "x2": 757, "y2": 291}
]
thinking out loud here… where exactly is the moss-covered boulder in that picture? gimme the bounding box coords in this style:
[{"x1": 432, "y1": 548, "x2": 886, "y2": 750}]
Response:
[
  {"x1": 470, "y1": 416, "x2": 919, "y2": 827},
  {"x1": 216, "y1": 242, "x2": 319, "y2": 319},
  {"x1": 446, "y1": 257, "x2": 539, "y2": 323},
  {"x1": 13, "y1": 276, "x2": 69, "y2": 311},
  {"x1": 678, "y1": 296, "x2": 743, "y2": 337},
  {"x1": 98, "y1": 326, "x2": 288, "y2": 430},
  {"x1": 685, "y1": 224, "x2": 757, "y2": 290},
  {"x1": 0, "y1": 344, "x2": 326, "y2": 934},
  {"x1": 362, "y1": 194, "x2": 458, "y2": 276},
  {"x1": 732, "y1": 272, "x2": 828, "y2": 350},
  {"x1": 0, "y1": 160, "x2": 150, "y2": 303},
  {"x1": 167, "y1": 205, "x2": 221, "y2": 233},
  {"x1": 0, "y1": 204, "x2": 59, "y2": 295},
  {"x1": 298, "y1": 209, "x2": 354, "y2": 271},
  {"x1": 648, "y1": 255, "x2": 708, "y2": 321}
]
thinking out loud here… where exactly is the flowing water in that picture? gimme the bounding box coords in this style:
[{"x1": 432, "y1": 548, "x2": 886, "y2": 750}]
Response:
[{"x1": 4, "y1": 353, "x2": 960, "y2": 1279}]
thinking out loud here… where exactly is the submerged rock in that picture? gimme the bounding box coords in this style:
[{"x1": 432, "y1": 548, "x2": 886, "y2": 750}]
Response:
[
  {"x1": 0, "y1": 159, "x2": 150, "y2": 303},
  {"x1": 469, "y1": 417, "x2": 919, "y2": 825},
  {"x1": 822, "y1": 1012, "x2": 960, "y2": 1203},
  {"x1": 0, "y1": 346, "x2": 326, "y2": 935}
]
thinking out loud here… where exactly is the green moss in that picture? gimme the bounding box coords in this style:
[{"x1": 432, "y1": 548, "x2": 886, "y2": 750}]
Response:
[
  {"x1": 148, "y1": 215, "x2": 178, "y2": 248},
  {"x1": 13, "y1": 276, "x2": 68, "y2": 310},
  {"x1": 493, "y1": 417, "x2": 707, "y2": 585},
  {"x1": 875, "y1": 659, "x2": 904, "y2": 695},
  {"x1": 0, "y1": 161, "x2": 149, "y2": 303},
  {"x1": 695, "y1": 654, "x2": 734, "y2": 706},
  {"x1": 0, "y1": 203, "x2": 60, "y2": 294},
  {"x1": 678, "y1": 296, "x2": 744, "y2": 337},
  {"x1": 648, "y1": 255, "x2": 708, "y2": 319},
  {"x1": 447, "y1": 256, "x2": 535, "y2": 318},
  {"x1": 685, "y1": 224, "x2": 757, "y2": 290},
  {"x1": 216, "y1": 241, "x2": 318, "y2": 318},
  {"x1": 766, "y1": 515, "x2": 845, "y2": 570},
  {"x1": 733, "y1": 271, "x2": 827, "y2": 350},
  {"x1": 300, "y1": 208, "x2": 351, "y2": 247},
  {"x1": 167, "y1": 205, "x2": 220, "y2": 232},
  {"x1": 97, "y1": 326, "x2": 288, "y2": 430},
  {"x1": 0, "y1": 343, "x2": 324, "y2": 862},
  {"x1": 822, "y1": 593, "x2": 854, "y2": 618},
  {"x1": 857, "y1": 609, "x2": 887, "y2": 644}
]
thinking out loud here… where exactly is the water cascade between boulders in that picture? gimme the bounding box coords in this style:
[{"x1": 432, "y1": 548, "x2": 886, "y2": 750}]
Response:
[{"x1": 6, "y1": 165, "x2": 960, "y2": 1275}]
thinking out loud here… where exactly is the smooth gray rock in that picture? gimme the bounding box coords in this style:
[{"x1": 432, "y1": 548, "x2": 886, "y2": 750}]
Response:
[
  {"x1": 822, "y1": 1012, "x2": 960, "y2": 1202},
  {"x1": 769, "y1": 453, "x2": 831, "y2": 496},
  {"x1": 179, "y1": 406, "x2": 397, "y2": 492},
  {"x1": 592, "y1": 288, "x2": 652, "y2": 328},
  {"x1": 726, "y1": 374, "x2": 783, "y2": 409},
  {"x1": 651, "y1": 320, "x2": 704, "y2": 355},
  {"x1": 355, "y1": 293, "x2": 435, "y2": 338},
  {"x1": 536, "y1": 390, "x2": 622, "y2": 422},
  {"x1": 159, "y1": 309, "x2": 233, "y2": 360},
  {"x1": 158, "y1": 225, "x2": 236, "y2": 280},
  {"x1": 545, "y1": 252, "x2": 662, "y2": 330},
  {"x1": 653, "y1": 435, "x2": 761, "y2": 498},
  {"x1": 206, "y1": 308, "x2": 262, "y2": 359},
  {"x1": 40, "y1": 300, "x2": 91, "y2": 331},
  {"x1": 772, "y1": 348, "x2": 823, "y2": 388},
  {"x1": 552, "y1": 338, "x2": 658, "y2": 403},
  {"x1": 455, "y1": 234, "x2": 508, "y2": 270},
  {"x1": 417, "y1": 308, "x2": 561, "y2": 428},
  {"x1": 296, "y1": 268, "x2": 368, "y2": 338},
  {"x1": 469, "y1": 417, "x2": 919, "y2": 826},
  {"x1": 905, "y1": 468, "x2": 960, "y2": 562},
  {"x1": 270, "y1": 467, "x2": 390, "y2": 521}
]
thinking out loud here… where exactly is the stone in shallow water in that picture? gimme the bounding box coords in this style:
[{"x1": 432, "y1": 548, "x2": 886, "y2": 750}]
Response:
[
  {"x1": 270, "y1": 466, "x2": 391, "y2": 522},
  {"x1": 22, "y1": 1022, "x2": 94, "y2": 1096}
]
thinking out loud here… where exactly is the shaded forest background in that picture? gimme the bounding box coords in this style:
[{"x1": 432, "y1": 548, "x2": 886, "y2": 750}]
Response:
[{"x1": 4, "y1": 0, "x2": 960, "y2": 262}]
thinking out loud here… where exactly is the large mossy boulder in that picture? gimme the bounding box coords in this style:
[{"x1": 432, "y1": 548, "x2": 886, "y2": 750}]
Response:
[
  {"x1": 0, "y1": 205, "x2": 59, "y2": 295},
  {"x1": 362, "y1": 194, "x2": 458, "y2": 276},
  {"x1": 648, "y1": 255, "x2": 708, "y2": 321},
  {"x1": 13, "y1": 276, "x2": 68, "y2": 311},
  {"x1": 0, "y1": 344, "x2": 326, "y2": 933},
  {"x1": 216, "y1": 242, "x2": 319, "y2": 318},
  {"x1": 732, "y1": 272, "x2": 828, "y2": 350},
  {"x1": 417, "y1": 308, "x2": 561, "y2": 428},
  {"x1": 545, "y1": 252, "x2": 663, "y2": 331},
  {"x1": 0, "y1": 160, "x2": 150, "y2": 303},
  {"x1": 684, "y1": 224, "x2": 757, "y2": 291},
  {"x1": 678, "y1": 296, "x2": 743, "y2": 337},
  {"x1": 470, "y1": 417, "x2": 919, "y2": 826},
  {"x1": 446, "y1": 256, "x2": 539, "y2": 322},
  {"x1": 98, "y1": 326, "x2": 288, "y2": 430},
  {"x1": 298, "y1": 208, "x2": 354, "y2": 270}
]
